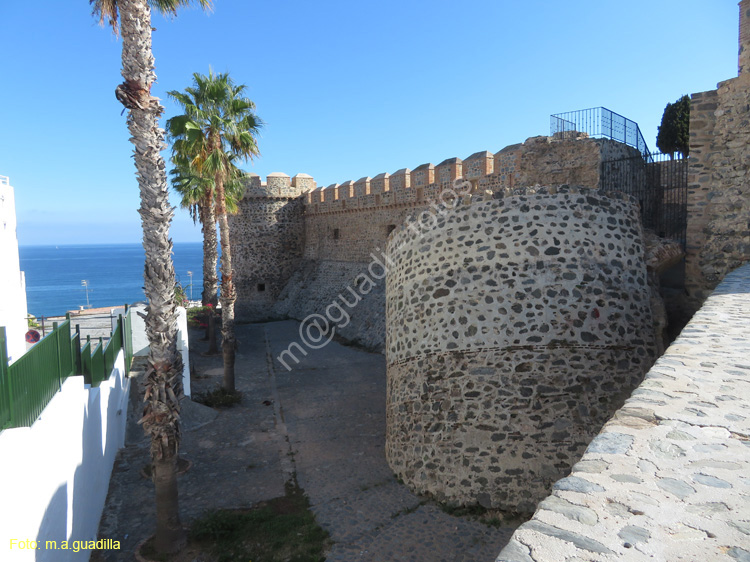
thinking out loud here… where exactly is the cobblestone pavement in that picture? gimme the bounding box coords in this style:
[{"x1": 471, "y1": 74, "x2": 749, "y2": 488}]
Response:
[{"x1": 94, "y1": 320, "x2": 518, "y2": 561}]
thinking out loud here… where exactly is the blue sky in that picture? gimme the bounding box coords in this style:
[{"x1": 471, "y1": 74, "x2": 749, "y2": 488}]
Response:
[{"x1": 0, "y1": 1, "x2": 741, "y2": 245}]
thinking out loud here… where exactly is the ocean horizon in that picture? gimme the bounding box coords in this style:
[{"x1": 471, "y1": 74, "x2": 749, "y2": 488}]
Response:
[{"x1": 19, "y1": 242, "x2": 205, "y2": 318}]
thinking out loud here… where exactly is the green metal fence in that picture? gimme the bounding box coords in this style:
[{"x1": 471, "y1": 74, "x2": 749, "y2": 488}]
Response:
[
  {"x1": 0, "y1": 307, "x2": 134, "y2": 430},
  {"x1": 0, "y1": 329, "x2": 12, "y2": 430},
  {"x1": 123, "y1": 308, "x2": 133, "y2": 372}
]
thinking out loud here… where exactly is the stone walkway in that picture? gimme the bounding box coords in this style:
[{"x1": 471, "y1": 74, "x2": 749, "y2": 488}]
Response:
[
  {"x1": 497, "y1": 264, "x2": 750, "y2": 561},
  {"x1": 94, "y1": 320, "x2": 518, "y2": 561}
]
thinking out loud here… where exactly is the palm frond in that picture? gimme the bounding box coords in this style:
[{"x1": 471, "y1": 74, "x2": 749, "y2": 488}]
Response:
[
  {"x1": 90, "y1": 0, "x2": 119, "y2": 33},
  {"x1": 167, "y1": 68, "x2": 262, "y2": 218},
  {"x1": 150, "y1": 0, "x2": 214, "y2": 16},
  {"x1": 91, "y1": 0, "x2": 213, "y2": 34}
]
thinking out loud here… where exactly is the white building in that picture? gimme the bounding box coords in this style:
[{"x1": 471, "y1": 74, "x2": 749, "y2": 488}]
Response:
[{"x1": 0, "y1": 175, "x2": 29, "y2": 363}]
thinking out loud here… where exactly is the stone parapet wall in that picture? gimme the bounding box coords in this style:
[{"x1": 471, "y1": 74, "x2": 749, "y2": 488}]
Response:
[
  {"x1": 497, "y1": 263, "x2": 750, "y2": 562},
  {"x1": 385, "y1": 187, "x2": 657, "y2": 512}
]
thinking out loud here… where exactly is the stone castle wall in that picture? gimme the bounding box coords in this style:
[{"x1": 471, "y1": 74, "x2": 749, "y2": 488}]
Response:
[
  {"x1": 260, "y1": 136, "x2": 638, "y2": 337},
  {"x1": 684, "y1": 0, "x2": 750, "y2": 311},
  {"x1": 385, "y1": 187, "x2": 657, "y2": 512},
  {"x1": 273, "y1": 259, "x2": 386, "y2": 351},
  {"x1": 229, "y1": 173, "x2": 312, "y2": 321}
]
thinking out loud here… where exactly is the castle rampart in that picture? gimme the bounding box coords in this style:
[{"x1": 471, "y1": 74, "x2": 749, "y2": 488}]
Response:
[
  {"x1": 384, "y1": 187, "x2": 657, "y2": 512},
  {"x1": 264, "y1": 135, "x2": 640, "y2": 337}
]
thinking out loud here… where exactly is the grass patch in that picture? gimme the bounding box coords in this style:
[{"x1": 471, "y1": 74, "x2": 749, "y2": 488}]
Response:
[
  {"x1": 439, "y1": 503, "x2": 488, "y2": 518},
  {"x1": 193, "y1": 387, "x2": 242, "y2": 408},
  {"x1": 189, "y1": 482, "x2": 330, "y2": 562},
  {"x1": 438, "y1": 502, "x2": 527, "y2": 528}
]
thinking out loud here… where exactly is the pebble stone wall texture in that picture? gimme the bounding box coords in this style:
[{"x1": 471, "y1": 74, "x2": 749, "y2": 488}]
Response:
[
  {"x1": 384, "y1": 187, "x2": 657, "y2": 513},
  {"x1": 229, "y1": 172, "x2": 312, "y2": 321},
  {"x1": 496, "y1": 262, "x2": 750, "y2": 562},
  {"x1": 684, "y1": 0, "x2": 750, "y2": 312}
]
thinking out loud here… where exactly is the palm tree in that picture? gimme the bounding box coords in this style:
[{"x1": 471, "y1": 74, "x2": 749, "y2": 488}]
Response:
[
  {"x1": 169, "y1": 152, "x2": 246, "y2": 355},
  {"x1": 91, "y1": 0, "x2": 212, "y2": 555},
  {"x1": 167, "y1": 70, "x2": 262, "y2": 391},
  {"x1": 171, "y1": 153, "x2": 220, "y2": 309}
]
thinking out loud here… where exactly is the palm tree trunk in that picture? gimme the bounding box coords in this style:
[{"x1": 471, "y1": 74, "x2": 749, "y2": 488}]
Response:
[
  {"x1": 200, "y1": 194, "x2": 219, "y2": 307},
  {"x1": 200, "y1": 196, "x2": 219, "y2": 354},
  {"x1": 214, "y1": 173, "x2": 236, "y2": 391},
  {"x1": 118, "y1": 0, "x2": 185, "y2": 554}
]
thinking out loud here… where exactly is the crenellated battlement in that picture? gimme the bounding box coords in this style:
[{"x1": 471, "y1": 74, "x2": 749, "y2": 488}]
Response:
[
  {"x1": 302, "y1": 135, "x2": 637, "y2": 215},
  {"x1": 242, "y1": 172, "x2": 316, "y2": 199}
]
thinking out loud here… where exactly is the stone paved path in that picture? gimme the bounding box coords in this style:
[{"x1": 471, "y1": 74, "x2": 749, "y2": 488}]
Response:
[{"x1": 94, "y1": 320, "x2": 517, "y2": 561}]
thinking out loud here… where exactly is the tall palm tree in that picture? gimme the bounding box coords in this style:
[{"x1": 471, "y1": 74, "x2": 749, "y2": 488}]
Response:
[
  {"x1": 170, "y1": 152, "x2": 246, "y2": 355},
  {"x1": 91, "y1": 0, "x2": 212, "y2": 554},
  {"x1": 167, "y1": 70, "x2": 262, "y2": 391},
  {"x1": 171, "y1": 153, "x2": 220, "y2": 309}
]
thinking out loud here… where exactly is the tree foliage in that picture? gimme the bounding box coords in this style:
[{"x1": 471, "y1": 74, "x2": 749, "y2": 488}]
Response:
[
  {"x1": 167, "y1": 69, "x2": 262, "y2": 391},
  {"x1": 656, "y1": 95, "x2": 691, "y2": 158}
]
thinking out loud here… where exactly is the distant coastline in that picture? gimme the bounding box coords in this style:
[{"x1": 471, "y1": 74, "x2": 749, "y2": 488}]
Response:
[
  {"x1": 18, "y1": 241, "x2": 202, "y2": 248},
  {"x1": 19, "y1": 242, "x2": 204, "y2": 318}
]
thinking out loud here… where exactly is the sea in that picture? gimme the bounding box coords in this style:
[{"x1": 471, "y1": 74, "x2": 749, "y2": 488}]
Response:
[{"x1": 19, "y1": 243, "x2": 205, "y2": 319}]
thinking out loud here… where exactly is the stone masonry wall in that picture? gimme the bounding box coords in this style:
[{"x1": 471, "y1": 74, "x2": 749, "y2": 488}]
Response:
[
  {"x1": 266, "y1": 136, "x2": 633, "y2": 346},
  {"x1": 684, "y1": 0, "x2": 750, "y2": 312},
  {"x1": 229, "y1": 173, "x2": 312, "y2": 321},
  {"x1": 497, "y1": 262, "x2": 750, "y2": 562},
  {"x1": 273, "y1": 260, "x2": 386, "y2": 351},
  {"x1": 516, "y1": 137, "x2": 639, "y2": 190},
  {"x1": 303, "y1": 207, "x2": 424, "y2": 263},
  {"x1": 385, "y1": 187, "x2": 657, "y2": 513}
]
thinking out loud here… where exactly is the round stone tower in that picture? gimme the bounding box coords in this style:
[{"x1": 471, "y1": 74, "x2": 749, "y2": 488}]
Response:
[
  {"x1": 229, "y1": 172, "x2": 313, "y2": 321},
  {"x1": 385, "y1": 186, "x2": 657, "y2": 513}
]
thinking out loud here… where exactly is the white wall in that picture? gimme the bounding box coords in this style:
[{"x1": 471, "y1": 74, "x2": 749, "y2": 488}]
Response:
[
  {"x1": 0, "y1": 176, "x2": 29, "y2": 363},
  {"x1": 0, "y1": 351, "x2": 130, "y2": 562},
  {"x1": 130, "y1": 305, "x2": 191, "y2": 396}
]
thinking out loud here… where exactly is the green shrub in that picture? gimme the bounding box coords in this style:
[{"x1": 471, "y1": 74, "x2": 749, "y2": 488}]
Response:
[{"x1": 657, "y1": 95, "x2": 690, "y2": 157}]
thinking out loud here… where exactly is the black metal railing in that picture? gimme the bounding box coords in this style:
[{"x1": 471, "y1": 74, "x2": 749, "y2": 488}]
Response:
[
  {"x1": 551, "y1": 107, "x2": 651, "y2": 160},
  {"x1": 600, "y1": 153, "x2": 688, "y2": 248}
]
